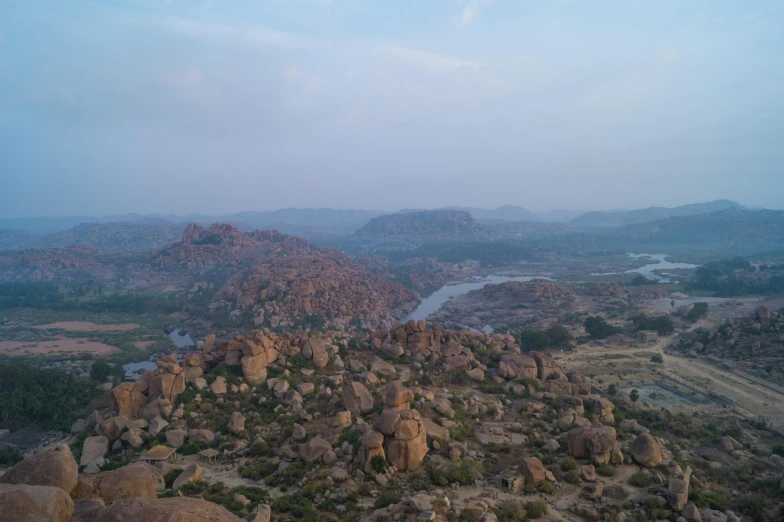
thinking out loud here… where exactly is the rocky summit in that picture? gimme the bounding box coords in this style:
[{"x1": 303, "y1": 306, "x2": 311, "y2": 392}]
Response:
[{"x1": 3, "y1": 313, "x2": 773, "y2": 522}]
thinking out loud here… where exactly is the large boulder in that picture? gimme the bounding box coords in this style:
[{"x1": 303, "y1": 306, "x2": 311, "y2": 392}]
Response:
[
  {"x1": 299, "y1": 438, "x2": 333, "y2": 463},
  {"x1": 521, "y1": 457, "x2": 546, "y2": 486},
  {"x1": 0, "y1": 484, "x2": 74, "y2": 522},
  {"x1": 80, "y1": 436, "x2": 109, "y2": 467},
  {"x1": 148, "y1": 373, "x2": 186, "y2": 402},
  {"x1": 110, "y1": 383, "x2": 147, "y2": 418},
  {"x1": 228, "y1": 412, "x2": 246, "y2": 434},
  {"x1": 188, "y1": 429, "x2": 215, "y2": 444},
  {"x1": 0, "y1": 444, "x2": 78, "y2": 494},
  {"x1": 172, "y1": 463, "x2": 204, "y2": 491},
  {"x1": 165, "y1": 429, "x2": 187, "y2": 448},
  {"x1": 72, "y1": 463, "x2": 164, "y2": 504},
  {"x1": 302, "y1": 337, "x2": 329, "y2": 369},
  {"x1": 71, "y1": 499, "x2": 107, "y2": 522},
  {"x1": 241, "y1": 355, "x2": 268, "y2": 385},
  {"x1": 94, "y1": 497, "x2": 244, "y2": 522},
  {"x1": 360, "y1": 431, "x2": 386, "y2": 474},
  {"x1": 668, "y1": 466, "x2": 692, "y2": 512},
  {"x1": 383, "y1": 381, "x2": 414, "y2": 410},
  {"x1": 95, "y1": 416, "x2": 130, "y2": 441},
  {"x1": 629, "y1": 433, "x2": 662, "y2": 468},
  {"x1": 343, "y1": 381, "x2": 374, "y2": 415},
  {"x1": 567, "y1": 426, "x2": 623, "y2": 466}
]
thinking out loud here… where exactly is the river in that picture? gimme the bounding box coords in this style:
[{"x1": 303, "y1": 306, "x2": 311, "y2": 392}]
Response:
[
  {"x1": 591, "y1": 253, "x2": 699, "y2": 283},
  {"x1": 402, "y1": 275, "x2": 552, "y2": 323},
  {"x1": 123, "y1": 329, "x2": 195, "y2": 376}
]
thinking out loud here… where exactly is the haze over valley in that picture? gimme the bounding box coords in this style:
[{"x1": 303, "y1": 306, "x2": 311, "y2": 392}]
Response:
[{"x1": 2, "y1": 1, "x2": 784, "y2": 522}]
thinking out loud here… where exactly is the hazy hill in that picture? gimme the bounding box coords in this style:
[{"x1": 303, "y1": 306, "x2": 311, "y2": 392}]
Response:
[
  {"x1": 571, "y1": 200, "x2": 745, "y2": 228},
  {"x1": 613, "y1": 208, "x2": 784, "y2": 245},
  {"x1": 351, "y1": 209, "x2": 494, "y2": 244},
  {"x1": 447, "y1": 205, "x2": 538, "y2": 222},
  {"x1": 0, "y1": 221, "x2": 185, "y2": 252}
]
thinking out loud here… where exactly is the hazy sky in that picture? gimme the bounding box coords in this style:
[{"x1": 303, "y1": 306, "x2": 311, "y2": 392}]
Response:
[{"x1": 1, "y1": 0, "x2": 783, "y2": 217}]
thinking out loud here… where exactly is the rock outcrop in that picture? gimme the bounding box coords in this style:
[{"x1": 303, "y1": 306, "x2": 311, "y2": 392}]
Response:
[
  {"x1": 0, "y1": 484, "x2": 74, "y2": 522},
  {"x1": 567, "y1": 426, "x2": 623, "y2": 465},
  {"x1": 628, "y1": 433, "x2": 662, "y2": 468},
  {"x1": 92, "y1": 497, "x2": 244, "y2": 522},
  {"x1": 72, "y1": 463, "x2": 164, "y2": 504},
  {"x1": 0, "y1": 444, "x2": 78, "y2": 494}
]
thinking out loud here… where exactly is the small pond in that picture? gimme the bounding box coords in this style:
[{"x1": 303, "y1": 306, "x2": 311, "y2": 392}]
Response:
[{"x1": 123, "y1": 329, "x2": 195, "y2": 377}]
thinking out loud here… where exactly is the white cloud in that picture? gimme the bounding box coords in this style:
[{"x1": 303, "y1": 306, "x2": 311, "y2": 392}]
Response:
[{"x1": 455, "y1": 0, "x2": 490, "y2": 27}]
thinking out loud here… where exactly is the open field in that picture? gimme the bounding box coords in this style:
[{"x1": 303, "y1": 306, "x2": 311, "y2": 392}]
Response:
[
  {"x1": 559, "y1": 336, "x2": 784, "y2": 423},
  {"x1": 32, "y1": 321, "x2": 141, "y2": 331},
  {"x1": 0, "y1": 337, "x2": 120, "y2": 357}
]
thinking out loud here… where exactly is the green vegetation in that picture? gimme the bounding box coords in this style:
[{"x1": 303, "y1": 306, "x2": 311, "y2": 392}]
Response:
[
  {"x1": 0, "y1": 282, "x2": 179, "y2": 314},
  {"x1": 690, "y1": 257, "x2": 784, "y2": 296},
  {"x1": 596, "y1": 464, "x2": 616, "y2": 477},
  {"x1": 583, "y1": 316, "x2": 618, "y2": 339},
  {"x1": 628, "y1": 314, "x2": 674, "y2": 335},
  {"x1": 650, "y1": 353, "x2": 664, "y2": 364},
  {"x1": 686, "y1": 302, "x2": 709, "y2": 321},
  {"x1": 89, "y1": 359, "x2": 125, "y2": 384},
  {"x1": 0, "y1": 363, "x2": 101, "y2": 428},
  {"x1": 518, "y1": 330, "x2": 551, "y2": 353}
]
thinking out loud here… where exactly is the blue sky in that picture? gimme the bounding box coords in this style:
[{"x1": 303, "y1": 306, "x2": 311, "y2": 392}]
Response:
[{"x1": 1, "y1": 0, "x2": 783, "y2": 217}]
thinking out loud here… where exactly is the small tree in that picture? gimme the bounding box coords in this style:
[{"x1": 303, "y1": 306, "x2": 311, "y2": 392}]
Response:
[
  {"x1": 650, "y1": 353, "x2": 664, "y2": 364},
  {"x1": 519, "y1": 330, "x2": 551, "y2": 353},
  {"x1": 90, "y1": 360, "x2": 112, "y2": 382},
  {"x1": 629, "y1": 389, "x2": 640, "y2": 405},
  {"x1": 545, "y1": 324, "x2": 572, "y2": 347},
  {"x1": 607, "y1": 383, "x2": 618, "y2": 397}
]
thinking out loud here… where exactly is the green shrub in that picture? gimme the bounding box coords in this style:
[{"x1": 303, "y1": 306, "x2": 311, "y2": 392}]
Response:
[
  {"x1": 628, "y1": 472, "x2": 650, "y2": 487},
  {"x1": 370, "y1": 455, "x2": 387, "y2": 474},
  {"x1": 180, "y1": 443, "x2": 204, "y2": 456},
  {"x1": 596, "y1": 464, "x2": 615, "y2": 477},
  {"x1": 524, "y1": 499, "x2": 548, "y2": 519},
  {"x1": 459, "y1": 508, "x2": 480, "y2": 522},
  {"x1": 494, "y1": 501, "x2": 527, "y2": 522},
  {"x1": 373, "y1": 490, "x2": 402, "y2": 509},
  {"x1": 563, "y1": 470, "x2": 581, "y2": 484},
  {"x1": 560, "y1": 457, "x2": 577, "y2": 471}
]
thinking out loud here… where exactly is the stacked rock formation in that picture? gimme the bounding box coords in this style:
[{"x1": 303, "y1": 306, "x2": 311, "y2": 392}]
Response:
[
  {"x1": 362, "y1": 381, "x2": 428, "y2": 472},
  {"x1": 567, "y1": 426, "x2": 624, "y2": 465}
]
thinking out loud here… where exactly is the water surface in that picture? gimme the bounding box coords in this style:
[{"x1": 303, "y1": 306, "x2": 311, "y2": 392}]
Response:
[{"x1": 403, "y1": 275, "x2": 552, "y2": 322}]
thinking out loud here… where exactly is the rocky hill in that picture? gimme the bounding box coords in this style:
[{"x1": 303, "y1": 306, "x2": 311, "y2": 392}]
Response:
[
  {"x1": 351, "y1": 210, "x2": 494, "y2": 245},
  {"x1": 430, "y1": 279, "x2": 576, "y2": 331},
  {"x1": 214, "y1": 249, "x2": 418, "y2": 330},
  {"x1": 4, "y1": 318, "x2": 773, "y2": 521},
  {"x1": 572, "y1": 200, "x2": 745, "y2": 229},
  {"x1": 148, "y1": 223, "x2": 313, "y2": 273}
]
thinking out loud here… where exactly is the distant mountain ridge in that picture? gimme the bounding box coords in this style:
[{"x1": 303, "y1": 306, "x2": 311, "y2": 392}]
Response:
[
  {"x1": 571, "y1": 200, "x2": 746, "y2": 228},
  {"x1": 613, "y1": 208, "x2": 784, "y2": 245}
]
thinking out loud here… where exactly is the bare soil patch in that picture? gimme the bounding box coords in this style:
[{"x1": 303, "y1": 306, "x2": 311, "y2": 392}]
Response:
[
  {"x1": 133, "y1": 341, "x2": 155, "y2": 350},
  {"x1": 0, "y1": 338, "x2": 120, "y2": 357},
  {"x1": 32, "y1": 321, "x2": 140, "y2": 331}
]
